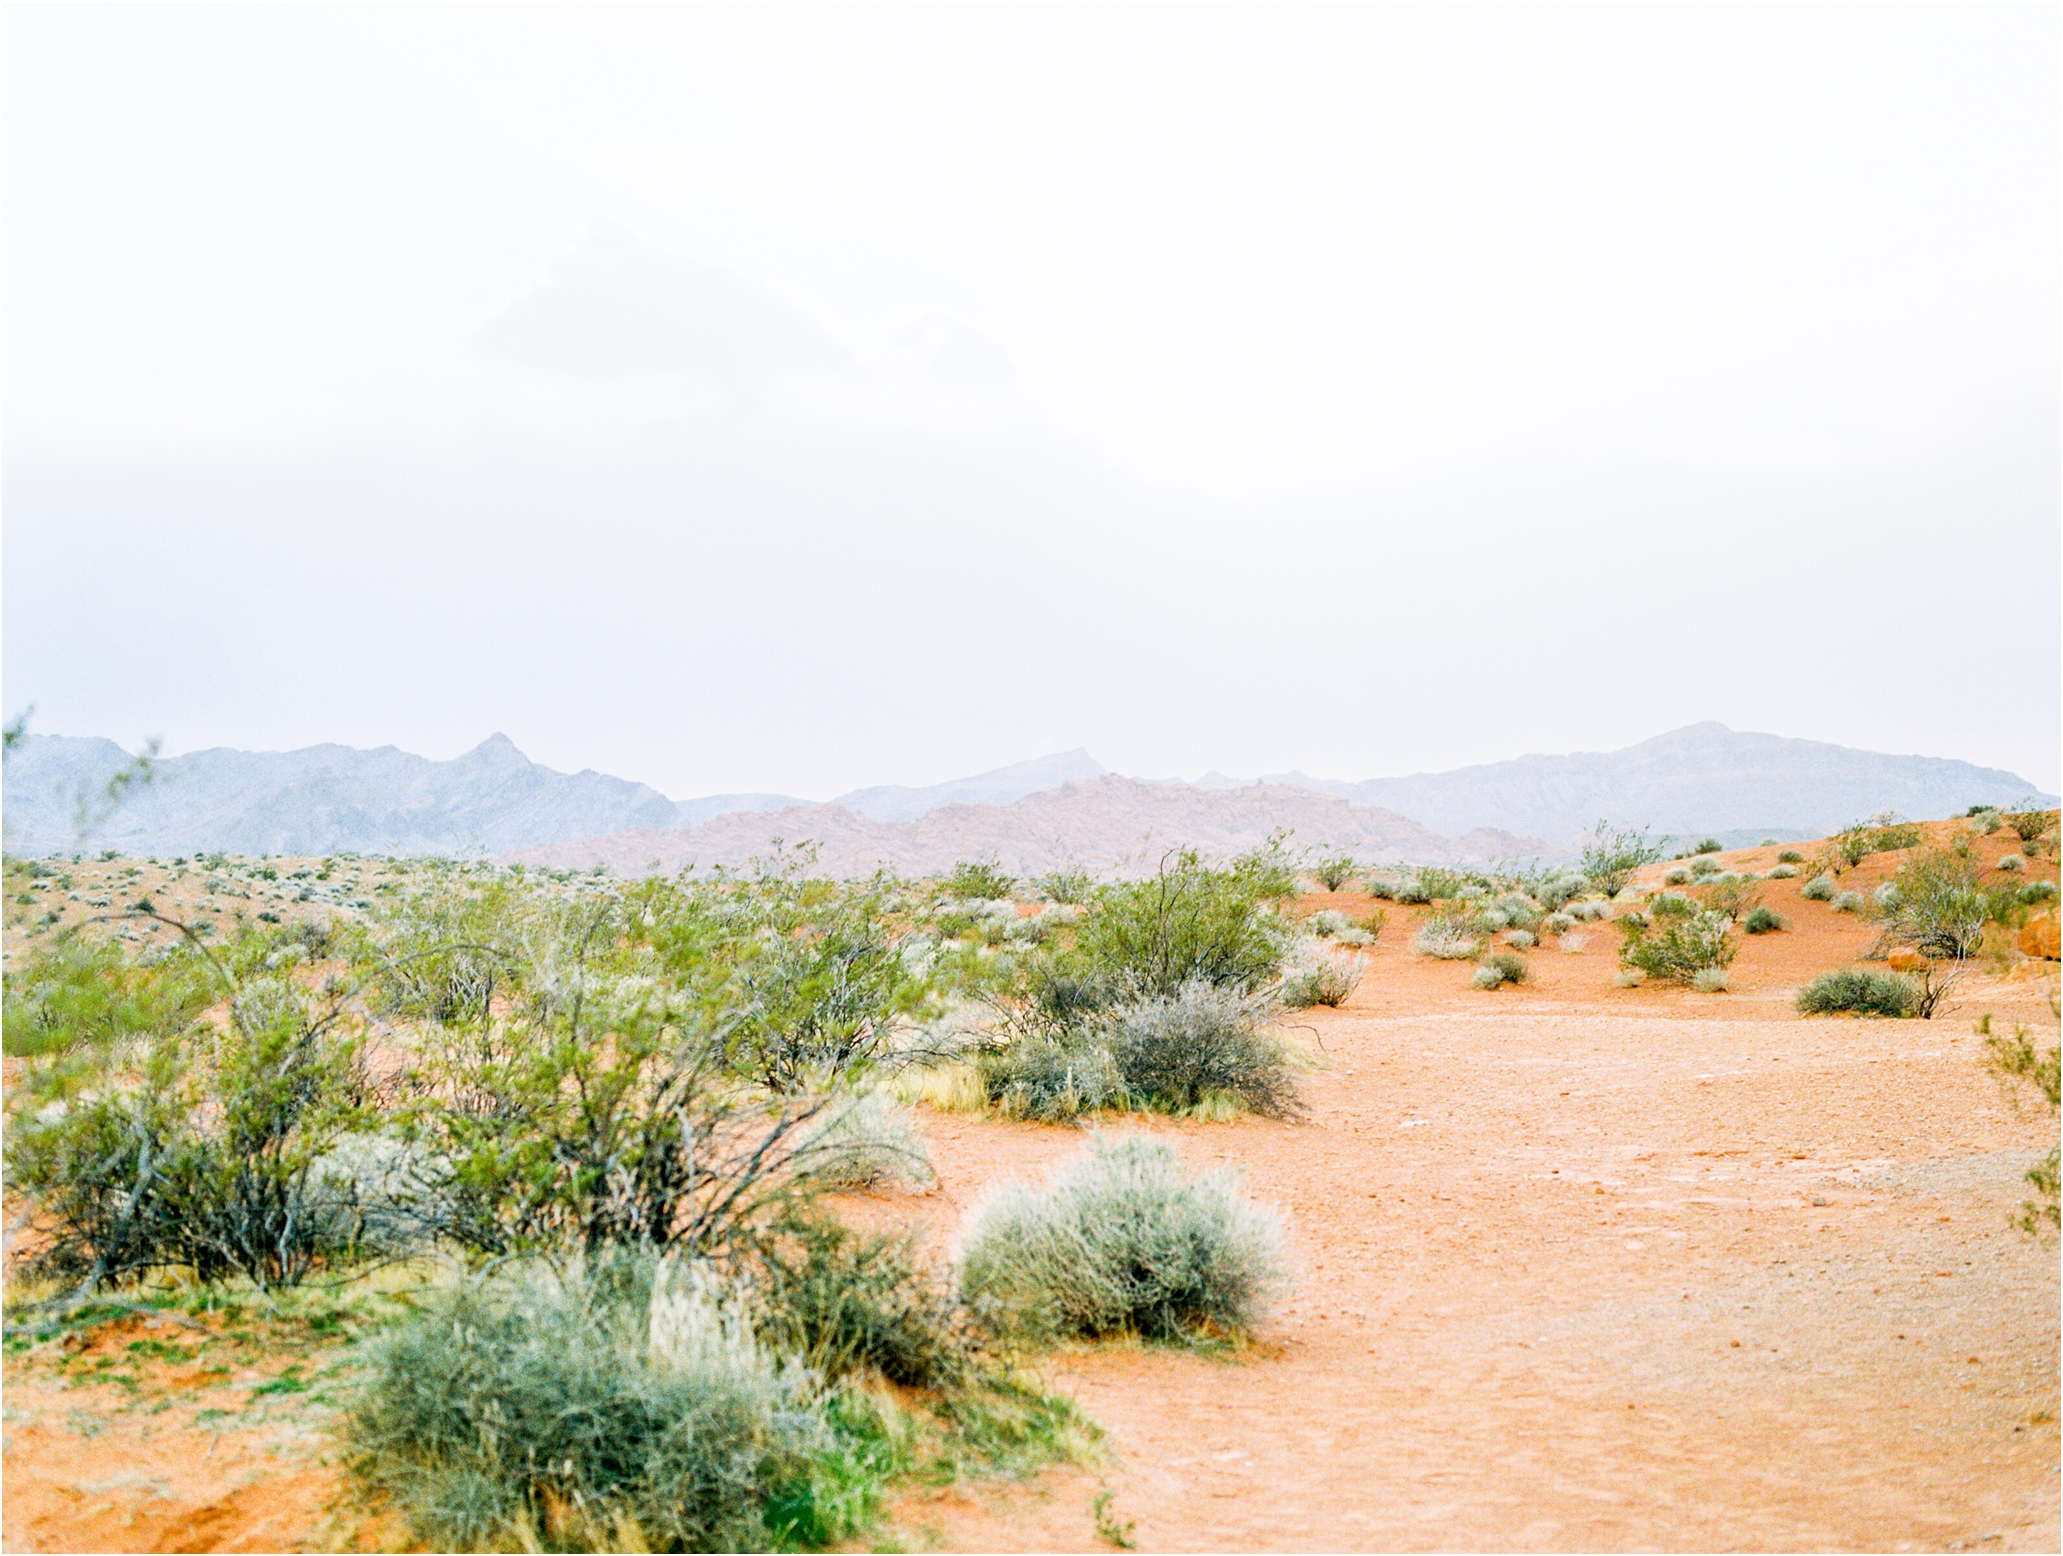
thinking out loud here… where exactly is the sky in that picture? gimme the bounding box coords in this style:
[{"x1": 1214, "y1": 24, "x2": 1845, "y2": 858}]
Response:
[{"x1": 5, "y1": 3, "x2": 2058, "y2": 799}]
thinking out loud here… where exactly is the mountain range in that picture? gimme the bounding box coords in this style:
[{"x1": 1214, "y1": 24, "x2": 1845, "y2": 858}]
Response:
[{"x1": 2, "y1": 723, "x2": 2050, "y2": 866}]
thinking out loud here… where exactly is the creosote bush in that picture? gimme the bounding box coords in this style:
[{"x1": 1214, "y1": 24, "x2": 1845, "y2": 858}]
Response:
[
  {"x1": 1777, "y1": 849, "x2": 1806, "y2": 864},
  {"x1": 958, "y1": 1134, "x2": 1286, "y2": 1343},
  {"x1": 1796, "y1": 967, "x2": 1916, "y2": 1018},
  {"x1": 1619, "y1": 907, "x2": 1735, "y2": 986}
]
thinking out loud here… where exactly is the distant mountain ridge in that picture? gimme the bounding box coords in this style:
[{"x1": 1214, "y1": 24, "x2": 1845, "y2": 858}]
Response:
[
  {"x1": 504, "y1": 775, "x2": 1550, "y2": 878},
  {"x1": 1251, "y1": 723, "x2": 2052, "y2": 844},
  {"x1": 3, "y1": 722, "x2": 2050, "y2": 860}
]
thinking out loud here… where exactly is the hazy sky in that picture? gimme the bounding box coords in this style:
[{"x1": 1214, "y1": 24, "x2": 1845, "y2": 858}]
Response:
[{"x1": 6, "y1": 3, "x2": 2058, "y2": 799}]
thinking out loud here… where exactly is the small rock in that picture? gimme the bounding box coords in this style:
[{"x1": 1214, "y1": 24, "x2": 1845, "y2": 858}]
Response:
[{"x1": 2017, "y1": 913, "x2": 2059, "y2": 960}]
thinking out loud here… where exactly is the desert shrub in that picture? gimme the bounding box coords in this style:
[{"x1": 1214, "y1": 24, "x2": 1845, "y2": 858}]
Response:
[
  {"x1": 1796, "y1": 968, "x2": 1915, "y2": 1018},
  {"x1": 350, "y1": 1255, "x2": 840, "y2": 1553},
  {"x1": 1063, "y1": 848, "x2": 1292, "y2": 1002},
  {"x1": 1531, "y1": 870, "x2": 1588, "y2": 911},
  {"x1": 1413, "y1": 909, "x2": 1482, "y2": 961},
  {"x1": 1541, "y1": 911, "x2": 1575, "y2": 935},
  {"x1": 1777, "y1": 849, "x2": 1805, "y2": 864},
  {"x1": 1691, "y1": 967, "x2": 1731, "y2": 993},
  {"x1": 1662, "y1": 866, "x2": 1692, "y2": 886},
  {"x1": 1613, "y1": 969, "x2": 1644, "y2": 988},
  {"x1": 1505, "y1": 929, "x2": 1537, "y2": 950},
  {"x1": 1471, "y1": 950, "x2": 1527, "y2": 990},
  {"x1": 1619, "y1": 908, "x2": 1735, "y2": 985},
  {"x1": 1742, "y1": 905, "x2": 1786, "y2": 934},
  {"x1": 1974, "y1": 809, "x2": 2005, "y2": 834},
  {"x1": 979, "y1": 1032, "x2": 1125, "y2": 1123},
  {"x1": 1568, "y1": 899, "x2": 1613, "y2": 923},
  {"x1": 1648, "y1": 891, "x2": 1696, "y2": 917},
  {"x1": 1, "y1": 933, "x2": 219, "y2": 1058},
  {"x1": 1769, "y1": 863, "x2": 1799, "y2": 879},
  {"x1": 1034, "y1": 866, "x2": 1095, "y2": 905},
  {"x1": 1998, "y1": 854, "x2": 2025, "y2": 873},
  {"x1": 958, "y1": 1134, "x2": 1285, "y2": 1343},
  {"x1": 1364, "y1": 874, "x2": 1400, "y2": 901},
  {"x1": 1688, "y1": 855, "x2": 1724, "y2": 880},
  {"x1": 1877, "y1": 848, "x2": 1991, "y2": 962},
  {"x1": 1390, "y1": 875, "x2": 1432, "y2": 905},
  {"x1": 1983, "y1": 1024, "x2": 2060, "y2": 1234},
  {"x1": 945, "y1": 859, "x2": 1017, "y2": 900},
  {"x1": 1693, "y1": 838, "x2": 1722, "y2": 855},
  {"x1": 2019, "y1": 880, "x2": 2060, "y2": 906},
  {"x1": 1304, "y1": 909, "x2": 1353, "y2": 938},
  {"x1": 1874, "y1": 820, "x2": 1923, "y2": 852},
  {"x1": 1414, "y1": 867, "x2": 1480, "y2": 901},
  {"x1": 5, "y1": 968, "x2": 383, "y2": 1292},
  {"x1": 1694, "y1": 877, "x2": 1764, "y2": 922},
  {"x1": 1311, "y1": 852, "x2": 1357, "y2": 892},
  {"x1": 750, "y1": 1212, "x2": 966, "y2": 1387},
  {"x1": 1835, "y1": 823, "x2": 1876, "y2": 867},
  {"x1": 1831, "y1": 891, "x2": 1866, "y2": 913},
  {"x1": 794, "y1": 1094, "x2": 936, "y2": 1191},
  {"x1": 1278, "y1": 943, "x2": 1363, "y2": 1010},
  {"x1": 2006, "y1": 806, "x2": 2058, "y2": 844},
  {"x1": 1104, "y1": 981, "x2": 1300, "y2": 1118},
  {"x1": 1800, "y1": 875, "x2": 1837, "y2": 901}
]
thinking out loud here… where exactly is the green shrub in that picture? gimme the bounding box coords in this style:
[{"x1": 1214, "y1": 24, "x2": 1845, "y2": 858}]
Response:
[
  {"x1": 1541, "y1": 911, "x2": 1575, "y2": 935},
  {"x1": 1800, "y1": 875, "x2": 1837, "y2": 901},
  {"x1": 1982, "y1": 1024, "x2": 2059, "y2": 1234},
  {"x1": 1662, "y1": 865, "x2": 1692, "y2": 886},
  {"x1": 1998, "y1": 854, "x2": 2025, "y2": 873},
  {"x1": 1034, "y1": 866, "x2": 1095, "y2": 905},
  {"x1": 1694, "y1": 877, "x2": 1764, "y2": 922},
  {"x1": 1567, "y1": 899, "x2": 1613, "y2": 923},
  {"x1": 2, "y1": 933, "x2": 218, "y2": 1058},
  {"x1": 750, "y1": 1212, "x2": 966, "y2": 1388},
  {"x1": 1471, "y1": 951, "x2": 1527, "y2": 990},
  {"x1": 1311, "y1": 852, "x2": 1357, "y2": 892},
  {"x1": 1619, "y1": 908, "x2": 1735, "y2": 985},
  {"x1": 1689, "y1": 855, "x2": 1723, "y2": 880},
  {"x1": 945, "y1": 860, "x2": 1017, "y2": 901},
  {"x1": 1874, "y1": 821, "x2": 1923, "y2": 852},
  {"x1": 1742, "y1": 905, "x2": 1786, "y2": 934},
  {"x1": 958, "y1": 1134, "x2": 1285, "y2": 1343},
  {"x1": 350, "y1": 1255, "x2": 835, "y2": 1552},
  {"x1": 2007, "y1": 806, "x2": 2058, "y2": 845},
  {"x1": 1693, "y1": 838, "x2": 1722, "y2": 855},
  {"x1": 1777, "y1": 849, "x2": 1805, "y2": 864},
  {"x1": 979, "y1": 1031, "x2": 1125, "y2": 1123},
  {"x1": 1064, "y1": 849, "x2": 1291, "y2": 1001},
  {"x1": 1505, "y1": 929, "x2": 1537, "y2": 950},
  {"x1": 1278, "y1": 944, "x2": 1363, "y2": 1009},
  {"x1": 1768, "y1": 863, "x2": 1799, "y2": 879},
  {"x1": 1876, "y1": 848, "x2": 1991, "y2": 961},
  {"x1": 1831, "y1": 890, "x2": 1866, "y2": 913},
  {"x1": 1795, "y1": 968, "x2": 1915, "y2": 1017},
  {"x1": 2019, "y1": 880, "x2": 2059, "y2": 906},
  {"x1": 1105, "y1": 981, "x2": 1300, "y2": 1118}
]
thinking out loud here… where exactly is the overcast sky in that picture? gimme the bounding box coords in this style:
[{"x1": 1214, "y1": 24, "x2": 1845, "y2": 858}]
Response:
[{"x1": 5, "y1": 3, "x2": 2057, "y2": 799}]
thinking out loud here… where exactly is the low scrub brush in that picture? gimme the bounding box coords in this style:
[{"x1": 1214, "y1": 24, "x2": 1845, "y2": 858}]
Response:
[
  {"x1": 1691, "y1": 967, "x2": 1731, "y2": 993},
  {"x1": 1800, "y1": 875, "x2": 1837, "y2": 902},
  {"x1": 1413, "y1": 910, "x2": 1482, "y2": 961},
  {"x1": 1768, "y1": 863, "x2": 1799, "y2": 879},
  {"x1": 1777, "y1": 849, "x2": 1806, "y2": 863},
  {"x1": 1742, "y1": 905, "x2": 1786, "y2": 934},
  {"x1": 1795, "y1": 967, "x2": 1916, "y2": 1018},
  {"x1": 795, "y1": 1093, "x2": 937, "y2": 1191},
  {"x1": 1278, "y1": 943, "x2": 1365, "y2": 1009},
  {"x1": 1619, "y1": 907, "x2": 1735, "y2": 985},
  {"x1": 1105, "y1": 981, "x2": 1301, "y2": 1119},
  {"x1": 979, "y1": 1033, "x2": 1125, "y2": 1123},
  {"x1": 1471, "y1": 951, "x2": 1528, "y2": 990},
  {"x1": 1998, "y1": 854, "x2": 2026, "y2": 873},
  {"x1": 1832, "y1": 891, "x2": 1866, "y2": 913},
  {"x1": 958, "y1": 1133, "x2": 1287, "y2": 1344}
]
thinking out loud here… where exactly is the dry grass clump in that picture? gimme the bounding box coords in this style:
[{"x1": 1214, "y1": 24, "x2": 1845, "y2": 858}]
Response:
[
  {"x1": 1691, "y1": 967, "x2": 1731, "y2": 993},
  {"x1": 1567, "y1": 899, "x2": 1613, "y2": 923},
  {"x1": 981, "y1": 1033, "x2": 1126, "y2": 1123},
  {"x1": 958, "y1": 1134, "x2": 1286, "y2": 1344}
]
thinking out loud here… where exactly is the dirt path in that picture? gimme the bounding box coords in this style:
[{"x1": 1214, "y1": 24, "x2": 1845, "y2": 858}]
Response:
[{"x1": 886, "y1": 960, "x2": 2061, "y2": 1552}]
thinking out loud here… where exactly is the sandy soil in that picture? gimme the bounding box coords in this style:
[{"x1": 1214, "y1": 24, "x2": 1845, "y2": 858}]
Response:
[{"x1": 4, "y1": 831, "x2": 2057, "y2": 1552}]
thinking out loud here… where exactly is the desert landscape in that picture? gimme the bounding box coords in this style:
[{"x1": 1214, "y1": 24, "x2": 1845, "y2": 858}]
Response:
[{"x1": 3, "y1": 808, "x2": 2056, "y2": 1552}]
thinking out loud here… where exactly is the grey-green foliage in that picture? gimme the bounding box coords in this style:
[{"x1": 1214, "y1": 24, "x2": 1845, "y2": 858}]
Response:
[
  {"x1": 350, "y1": 1254, "x2": 831, "y2": 1553},
  {"x1": 1413, "y1": 908, "x2": 1482, "y2": 961},
  {"x1": 1795, "y1": 967, "x2": 1915, "y2": 1017},
  {"x1": 1832, "y1": 890, "x2": 1866, "y2": 913},
  {"x1": 980, "y1": 1031, "x2": 1126, "y2": 1123},
  {"x1": 793, "y1": 1093, "x2": 936, "y2": 1191},
  {"x1": 1062, "y1": 846, "x2": 1294, "y2": 1001},
  {"x1": 1768, "y1": 864, "x2": 1800, "y2": 879},
  {"x1": 1619, "y1": 907, "x2": 1735, "y2": 985},
  {"x1": 1800, "y1": 875, "x2": 1837, "y2": 901},
  {"x1": 2020, "y1": 880, "x2": 2060, "y2": 906},
  {"x1": 1278, "y1": 942, "x2": 1363, "y2": 1009},
  {"x1": 1105, "y1": 981, "x2": 1301, "y2": 1117},
  {"x1": 958, "y1": 1134, "x2": 1286, "y2": 1343},
  {"x1": 1471, "y1": 950, "x2": 1527, "y2": 989},
  {"x1": 1579, "y1": 822, "x2": 1664, "y2": 898}
]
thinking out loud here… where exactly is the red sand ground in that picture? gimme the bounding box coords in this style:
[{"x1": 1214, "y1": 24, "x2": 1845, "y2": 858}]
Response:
[{"x1": 4, "y1": 829, "x2": 2058, "y2": 1551}]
